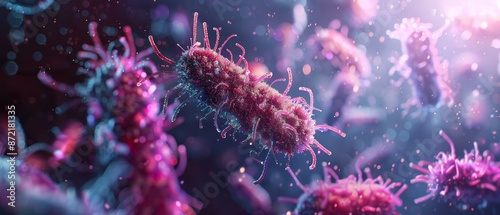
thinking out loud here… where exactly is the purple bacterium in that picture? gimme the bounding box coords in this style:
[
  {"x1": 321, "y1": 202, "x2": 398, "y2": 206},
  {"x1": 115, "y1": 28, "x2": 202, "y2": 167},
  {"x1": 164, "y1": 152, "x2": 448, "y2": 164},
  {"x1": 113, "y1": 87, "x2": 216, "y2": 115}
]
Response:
[
  {"x1": 281, "y1": 158, "x2": 407, "y2": 215},
  {"x1": 387, "y1": 18, "x2": 454, "y2": 117},
  {"x1": 38, "y1": 22, "x2": 193, "y2": 215},
  {"x1": 228, "y1": 171, "x2": 273, "y2": 214},
  {"x1": 409, "y1": 130, "x2": 500, "y2": 210},
  {"x1": 0, "y1": 160, "x2": 95, "y2": 214},
  {"x1": 305, "y1": 25, "x2": 374, "y2": 126},
  {"x1": 146, "y1": 12, "x2": 346, "y2": 184}
]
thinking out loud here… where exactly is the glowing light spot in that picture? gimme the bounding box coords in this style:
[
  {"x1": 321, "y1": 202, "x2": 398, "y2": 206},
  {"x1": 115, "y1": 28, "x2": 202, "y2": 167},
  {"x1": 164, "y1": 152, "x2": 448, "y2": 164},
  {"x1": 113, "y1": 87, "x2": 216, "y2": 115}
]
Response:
[
  {"x1": 386, "y1": 129, "x2": 397, "y2": 140},
  {"x1": 461, "y1": 30, "x2": 472, "y2": 40},
  {"x1": 353, "y1": 85, "x2": 359, "y2": 93},
  {"x1": 471, "y1": 63, "x2": 478, "y2": 71},
  {"x1": 480, "y1": 21, "x2": 488, "y2": 29},
  {"x1": 302, "y1": 64, "x2": 311, "y2": 75},
  {"x1": 492, "y1": 39, "x2": 500, "y2": 48}
]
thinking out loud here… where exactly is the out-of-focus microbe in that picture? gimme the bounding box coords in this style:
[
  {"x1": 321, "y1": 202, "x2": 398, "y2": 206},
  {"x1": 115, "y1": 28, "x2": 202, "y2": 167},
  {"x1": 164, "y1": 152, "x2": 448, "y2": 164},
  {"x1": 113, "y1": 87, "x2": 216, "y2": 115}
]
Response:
[
  {"x1": 0, "y1": 160, "x2": 95, "y2": 214},
  {"x1": 387, "y1": 18, "x2": 454, "y2": 117},
  {"x1": 410, "y1": 130, "x2": 500, "y2": 210},
  {"x1": 337, "y1": 0, "x2": 379, "y2": 27},
  {"x1": 324, "y1": 69, "x2": 363, "y2": 126},
  {"x1": 38, "y1": 22, "x2": 193, "y2": 215},
  {"x1": 307, "y1": 26, "x2": 372, "y2": 78},
  {"x1": 462, "y1": 90, "x2": 490, "y2": 129},
  {"x1": 228, "y1": 171, "x2": 274, "y2": 214},
  {"x1": 346, "y1": 141, "x2": 395, "y2": 174},
  {"x1": 275, "y1": 3, "x2": 307, "y2": 73},
  {"x1": 20, "y1": 121, "x2": 84, "y2": 170},
  {"x1": 0, "y1": 0, "x2": 54, "y2": 15},
  {"x1": 0, "y1": 126, "x2": 95, "y2": 214},
  {"x1": 146, "y1": 12, "x2": 346, "y2": 184},
  {"x1": 248, "y1": 62, "x2": 271, "y2": 79},
  {"x1": 443, "y1": 0, "x2": 500, "y2": 38},
  {"x1": 281, "y1": 158, "x2": 407, "y2": 215},
  {"x1": 305, "y1": 25, "x2": 376, "y2": 126}
]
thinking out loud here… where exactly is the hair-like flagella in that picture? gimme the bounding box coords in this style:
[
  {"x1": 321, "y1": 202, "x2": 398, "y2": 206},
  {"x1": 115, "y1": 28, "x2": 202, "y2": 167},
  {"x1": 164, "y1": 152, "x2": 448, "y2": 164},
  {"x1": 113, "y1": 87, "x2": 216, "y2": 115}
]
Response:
[
  {"x1": 38, "y1": 22, "x2": 193, "y2": 215},
  {"x1": 281, "y1": 158, "x2": 407, "y2": 215}
]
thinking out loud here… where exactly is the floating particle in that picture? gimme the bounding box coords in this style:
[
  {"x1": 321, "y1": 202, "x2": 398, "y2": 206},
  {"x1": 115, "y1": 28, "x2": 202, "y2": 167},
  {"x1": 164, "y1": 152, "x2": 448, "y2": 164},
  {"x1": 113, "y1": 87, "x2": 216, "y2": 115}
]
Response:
[
  {"x1": 281, "y1": 157, "x2": 407, "y2": 215},
  {"x1": 146, "y1": 12, "x2": 346, "y2": 184},
  {"x1": 387, "y1": 18, "x2": 454, "y2": 117},
  {"x1": 410, "y1": 130, "x2": 500, "y2": 210}
]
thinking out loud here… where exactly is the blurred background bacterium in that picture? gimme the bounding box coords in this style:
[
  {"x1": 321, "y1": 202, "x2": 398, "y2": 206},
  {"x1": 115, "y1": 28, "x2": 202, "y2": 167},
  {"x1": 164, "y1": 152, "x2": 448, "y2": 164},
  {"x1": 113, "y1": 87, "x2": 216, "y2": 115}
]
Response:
[{"x1": 1, "y1": 0, "x2": 500, "y2": 215}]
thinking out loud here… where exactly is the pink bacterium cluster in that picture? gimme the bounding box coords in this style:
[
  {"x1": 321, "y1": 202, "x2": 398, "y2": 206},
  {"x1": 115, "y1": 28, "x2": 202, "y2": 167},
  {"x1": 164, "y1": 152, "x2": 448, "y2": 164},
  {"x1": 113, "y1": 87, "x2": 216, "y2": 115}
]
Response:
[
  {"x1": 282, "y1": 158, "x2": 407, "y2": 215},
  {"x1": 146, "y1": 12, "x2": 346, "y2": 184},
  {"x1": 38, "y1": 22, "x2": 193, "y2": 215},
  {"x1": 410, "y1": 130, "x2": 500, "y2": 210},
  {"x1": 307, "y1": 26, "x2": 372, "y2": 78},
  {"x1": 387, "y1": 18, "x2": 454, "y2": 117}
]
